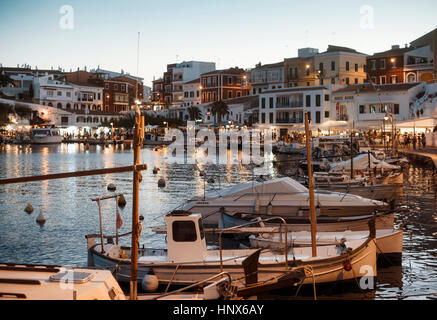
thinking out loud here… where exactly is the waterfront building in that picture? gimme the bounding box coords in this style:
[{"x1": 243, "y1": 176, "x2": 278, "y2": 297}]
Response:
[
  {"x1": 256, "y1": 86, "x2": 336, "y2": 137},
  {"x1": 182, "y1": 78, "x2": 202, "y2": 107},
  {"x1": 200, "y1": 67, "x2": 249, "y2": 104},
  {"x1": 151, "y1": 78, "x2": 165, "y2": 110},
  {"x1": 284, "y1": 48, "x2": 319, "y2": 88},
  {"x1": 249, "y1": 61, "x2": 284, "y2": 94},
  {"x1": 331, "y1": 82, "x2": 428, "y2": 131},
  {"x1": 314, "y1": 45, "x2": 368, "y2": 86}
]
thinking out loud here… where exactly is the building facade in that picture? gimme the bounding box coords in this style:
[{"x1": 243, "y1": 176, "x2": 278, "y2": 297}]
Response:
[
  {"x1": 249, "y1": 62, "x2": 284, "y2": 94},
  {"x1": 200, "y1": 67, "x2": 249, "y2": 104}
]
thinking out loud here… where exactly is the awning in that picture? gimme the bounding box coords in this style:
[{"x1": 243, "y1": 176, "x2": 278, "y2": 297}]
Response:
[{"x1": 394, "y1": 117, "x2": 437, "y2": 129}]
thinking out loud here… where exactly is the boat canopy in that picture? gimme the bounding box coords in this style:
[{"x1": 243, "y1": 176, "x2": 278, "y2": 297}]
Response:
[
  {"x1": 205, "y1": 177, "x2": 308, "y2": 199},
  {"x1": 330, "y1": 153, "x2": 400, "y2": 172}
]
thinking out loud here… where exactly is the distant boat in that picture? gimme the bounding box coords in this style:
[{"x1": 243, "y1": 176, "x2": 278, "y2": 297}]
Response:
[{"x1": 30, "y1": 127, "x2": 63, "y2": 144}]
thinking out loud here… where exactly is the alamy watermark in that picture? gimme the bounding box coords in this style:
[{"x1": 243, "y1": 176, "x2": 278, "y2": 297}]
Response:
[
  {"x1": 59, "y1": 5, "x2": 74, "y2": 30},
  {"x1": 164, "y1": 121, "x2": 272, "y2": 174},
  {"x1": 360, "y1": 5, "x2": 375, "y2": 30}
]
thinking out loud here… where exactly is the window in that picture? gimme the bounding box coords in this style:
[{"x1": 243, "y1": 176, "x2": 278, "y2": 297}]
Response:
[
  {"x1": 359, "y1": 105, "x2": 365, "y2": 114},
  {"x1": 315, "y1": 111, "x2": 321, "y2": 123},
  {"x1": 345, "y1": 78, "x2": 350, "y2": 85},
  {"x1": 380, "y1": 76, "x2": 386, "y2": 84},
  {"x1": 371, "y1": 77, "x2": 377, "y2": 84},
  {"x1": 190, "y1": 91, "x2": 194, "y2": 98},
  {"x1": 172, "y1": 221, "x2": 197, "y2": 242},
  {"x1": 196, "y1": 91, "x2": 200, "y2": 97},
  {"x1": 391, "y1": 75, "x2": 398, "y2": 84},
  {"x1": 371, "y1": 60, "x2": 376, "y2": 70},
  {"x1": 324, "y1": 111, "x2": 329, "y2": 118},
  {"x1": 105, "y1": 83, "x2": 109, "y2": 89},
  {"x1": 316, "y1": 95, "x2": 321, "y2": 107},
  {"x1": 57, "y1": 91, "x2": 62, "y2": 96},
  {"x1": 121, "y1": 84, "x2": 125, "y2": 91},
  {"x1": 307, "y1": 82, "x2": 310, "y2": 86},
  {"x1": 261, "y1": 113, "x2": 266, "y2": 123},
  {"x1": 98, "y1": 93, "x2": 101, "y2": 100},
  {"x1": 261, "y1": 98, "x2": 266, "y2": 109},
  {"x1": 269, "y1": 97, "x2": 274, "y2": 108},
  {"x1": 380, "y1": 59, "x2": 386, "y2": 70},
  {"x1": 306, "y1": 67, "x2": 310, "y2": 76},
  {"x1": 305, "y1": 95, "x2": 311, "y2": 107},
  {"x1": 355, "y1": 78, "x2": 359, "y2": 84},
  {"x1": 355, "y1": 64, "x2": 359, "y2": 72},
  {"x1": 319, "y1": 63, "x2": 324, "y2": 72},
  {"x1": 66, "y1": 92, "x2": 71, "y2": 97},
  {"x1": 346, "y1": 61, "x2": 350, "y2": 71},
  {"x1": 324, "y1": 94, "x2": 330, "y2": 101},
  {"x1": 269, "y1": 112, "x2": 273, "y2": 124},
  {"x1": 114, "y1": 84, "x2": 118, "y2": 90},
  {"x1": 394, "y1": 104, "x2": 400, "y2": 114},
  {"x1": 228, "y1": 91, "x2": 232, "y2": 99},
  {"x1": 47, "y1": 90, "x2": 54, "y2": 97},
  {"x1": 237, "y1": 91, "x2": 241, "y2": 97},
  {"x1": 184, "y1": 92, "x2": 188, "y2": 98},
  {"x1": 331, "y1": 61, "x2": 335, "y2": 71},
  {"x1": 331, "y1": 78, "x2": 336, "y2": 84},
  {"x1": 228, "y1": 77, "x2": 232, "y2": 85}
]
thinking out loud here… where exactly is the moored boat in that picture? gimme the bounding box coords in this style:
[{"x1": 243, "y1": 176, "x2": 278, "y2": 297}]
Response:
[
  {"x1": 87, "y1": 212, "x2": 377, "y2": 290},
  {"x1": 30, "y1": 127, "x2": 63, "y2": 144}
]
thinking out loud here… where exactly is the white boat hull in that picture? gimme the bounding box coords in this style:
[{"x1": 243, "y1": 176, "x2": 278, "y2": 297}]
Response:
[{"x1": 88, "y1": 239, "x2": 377, "y2": 288}]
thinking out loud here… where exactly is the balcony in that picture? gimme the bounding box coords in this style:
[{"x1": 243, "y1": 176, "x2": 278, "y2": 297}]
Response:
[
  {"x1": 336, "y1": 114, "x2": 349, "y2": 121},
  {"x1": 276, "y1": 102, "x2": 303, "y2": 109},
  {"x1": 276, "y1": 118, "x2": 303, "y2": 124}
]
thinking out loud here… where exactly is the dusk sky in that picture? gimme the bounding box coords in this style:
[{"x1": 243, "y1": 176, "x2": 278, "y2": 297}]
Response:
[{"x1": 1, "y1": 0, "x2": 436, "y2": 87}]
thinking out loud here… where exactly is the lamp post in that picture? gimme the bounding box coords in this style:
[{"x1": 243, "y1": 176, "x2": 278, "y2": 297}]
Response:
[{"x1": 383, "y1": 115, "x2": 389, "y2": 151}]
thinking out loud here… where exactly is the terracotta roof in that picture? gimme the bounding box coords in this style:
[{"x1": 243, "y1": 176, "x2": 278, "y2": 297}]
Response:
[
  {"x1": 261, "y1": 86, "x2": 329, "y2": 94},
  {"x1": 253, "y1": 62, "x2": 284, "y2": 69},
  {"x1": 184, "y1": 78, "x2": 200, "y2": 85},
  {"x1": 332, "y1": 83, "x2": 422, "y2": 94},
  {"x1": 320, "y1": 45, "x2": 368, "y2": 56},
  {"x1": 201, "y1": 67, "x2": 246, "y2": 76},
  {"x1": 369, "y1": 47, "x2": 416, "y2": 59}
]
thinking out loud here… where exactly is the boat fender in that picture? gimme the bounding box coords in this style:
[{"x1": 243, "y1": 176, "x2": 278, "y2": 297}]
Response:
[
  {"x1": 158, "y1": 178, "x2": 166, "y2": 188},
  {"x1": 141, "y1": 274, "x2": 159, "y2": 292},
  {"x1": 24, "y1": 204, "x2": 34, "y2": 214},
  {"x1": 36, "y1": 210, "x2": 46, "y2": 225},
  {"x1": 118, "y1": 194, "x2": 127, "y2": 208}
]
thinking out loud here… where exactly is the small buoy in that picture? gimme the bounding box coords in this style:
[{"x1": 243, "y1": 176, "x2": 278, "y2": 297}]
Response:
[
  {"x1": 24, "y1": 204, "x2": 34, "y2": 214},
  {"x1": 158, "y1": 178, "x2": 166, "y2": 188},
  {"x1": 36, "y1": 210, "x2": 46, "y2": 225},
  {"x1": 152, "y1": 167, "x2": 159, "y2": 174},
  {"x1": 118, "y1": 194, "x2": 127, "y2": 208},
  {"x1": 141, "y1": 274, "x2": 159, "y2": 292},
  {"x1": 107, "y1": 183, "x2": 116, "y2": 191}
]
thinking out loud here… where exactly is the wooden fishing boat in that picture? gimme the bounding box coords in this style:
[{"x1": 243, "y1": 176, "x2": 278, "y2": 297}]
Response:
[
  {"x1": 181, "y1": 177, "x2": 389, "y2": 226},
  {"x1": 0, "y1": 262, "x2": 125, "y2": 300},
  {"x1": 249, "y1": 228, "x2": 403, "y2": 266},
  {"x1": 87, "y1": 212, "x2": 377, "y2": 290},
  {"x1": 218, "y1": 211, "x2": 395, "y2": 232}
]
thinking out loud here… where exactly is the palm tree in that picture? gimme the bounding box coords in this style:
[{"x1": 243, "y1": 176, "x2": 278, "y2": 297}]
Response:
[
  {"x1": 211, "y1": 100, "x2": 229, "y2": 129},
  {"x1": 187, "y1": 106, "x2": 202, "y2": 121}
]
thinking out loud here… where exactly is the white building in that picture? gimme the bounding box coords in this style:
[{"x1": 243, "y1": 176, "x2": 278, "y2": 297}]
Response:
[
  {"x1": 331, "y1": 82, "x2": 427, "y2": 130},
  {"x1": 256, "y1": 86, "x2": 339, "y2": 136},
  {"x1": 182, "y1": 78, "x2": 201, "y2": 107},
  {"x1": 171, "y1": 61, "x2": 216, "y2": 106}
]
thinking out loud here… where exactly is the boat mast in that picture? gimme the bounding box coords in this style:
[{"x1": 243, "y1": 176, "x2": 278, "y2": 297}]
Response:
[{"x1": 304, "y1": 111, "x2": 317, "y2": 257}]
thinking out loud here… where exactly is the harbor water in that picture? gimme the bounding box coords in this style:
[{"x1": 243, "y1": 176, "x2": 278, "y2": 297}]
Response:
[{"x1": 0, "y1": 143, "x2": 436, "y2": 300}]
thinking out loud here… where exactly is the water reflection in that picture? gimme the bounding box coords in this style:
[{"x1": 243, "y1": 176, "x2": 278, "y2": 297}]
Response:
[{"x1": 0, "y1": 144, "x2": 436, "y2": 299}]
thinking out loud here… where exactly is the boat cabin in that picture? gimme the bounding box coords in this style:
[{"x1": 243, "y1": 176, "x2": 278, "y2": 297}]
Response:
[
  {"x1": 31, "y1": 127, "x2": 60, "y2": 137},
  {"x1": 164, "y1": 211, "x2": 207, "y2": 263}
]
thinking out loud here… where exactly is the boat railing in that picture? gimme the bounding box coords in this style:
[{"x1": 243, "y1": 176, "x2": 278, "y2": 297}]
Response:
[
  {"x1": 218, "y1": 217, "x2": 288, "y2": 272},
  {"x1": 148, "y1": 272, "x2": 234, "y2": 300},
  {"x1": 232, "y1": 191, "x2": 304, "y2": 201}
]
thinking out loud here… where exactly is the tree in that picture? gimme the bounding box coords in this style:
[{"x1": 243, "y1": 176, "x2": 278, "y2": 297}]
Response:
[
  {"x1": 211, "y1": 100, "x2": 229, "y2": 129},
  {"x1": 187, "y1": 106, "x2": 202, "y2": 121}
]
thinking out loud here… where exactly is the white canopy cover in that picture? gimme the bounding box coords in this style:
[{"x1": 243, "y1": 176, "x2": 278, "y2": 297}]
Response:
[{"x1": 330, "y1": 153, "x2": 400, "y2": 172}]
